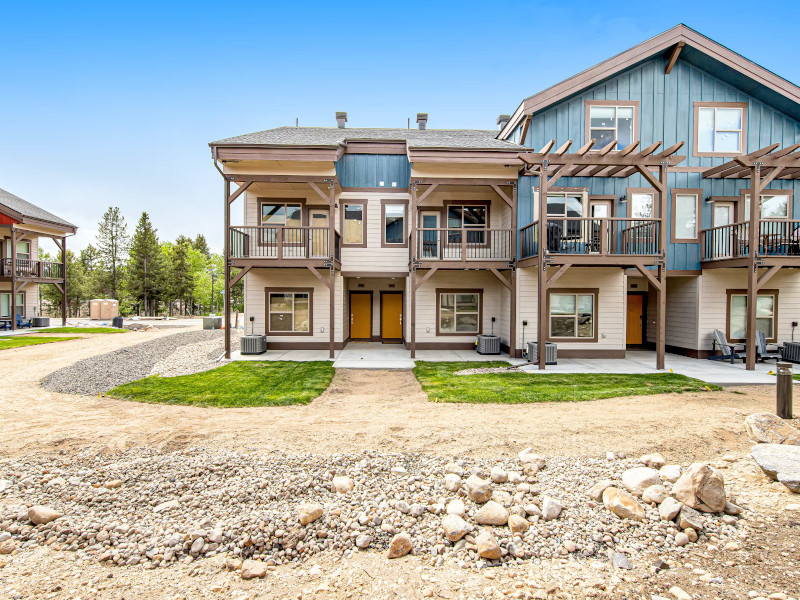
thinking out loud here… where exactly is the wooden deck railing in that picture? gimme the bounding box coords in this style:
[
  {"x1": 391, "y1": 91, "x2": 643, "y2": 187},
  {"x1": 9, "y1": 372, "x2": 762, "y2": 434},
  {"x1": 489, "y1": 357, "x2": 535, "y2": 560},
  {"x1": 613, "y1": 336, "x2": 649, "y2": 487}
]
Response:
[
  {"x1": 520, "y1": 218, "x2": 661, "y2": 258},
  {"x1": 701, "y1": 219, "x2": 800, "y2": 261},
  {"x1": 229, "y1": 226, "x2": 340, "y2": 261},
  {"x1": 414, "y1": 228, "x2": 513, "y2": 262},
  {"x1": 0, "y1": 258, "x2": 64, "y2": 279}
]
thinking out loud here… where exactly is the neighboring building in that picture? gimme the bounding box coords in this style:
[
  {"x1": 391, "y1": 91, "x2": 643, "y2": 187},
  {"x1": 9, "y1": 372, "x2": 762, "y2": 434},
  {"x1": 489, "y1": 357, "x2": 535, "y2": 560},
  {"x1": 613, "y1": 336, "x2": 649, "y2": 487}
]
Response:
[
  {"x1": 211, "y1": 24, "x2": 800, "y2": 370},
  {"x1": 0, "y1": 187, "x2": 76, "y2": 328}
]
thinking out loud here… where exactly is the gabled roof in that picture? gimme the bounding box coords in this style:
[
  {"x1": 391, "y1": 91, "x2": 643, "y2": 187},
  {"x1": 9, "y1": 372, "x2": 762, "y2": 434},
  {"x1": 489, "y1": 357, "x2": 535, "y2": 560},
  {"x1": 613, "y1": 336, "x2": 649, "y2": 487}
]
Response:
[
  {"x1": 0, "y1": 187, "x2": 76, "y2": 232},
  {"x1": 211, "y1": 126, "x2": 527, "y2": 152},
  {"x1": 499, "y1": 24, "x2": 800, "y2": 140}
]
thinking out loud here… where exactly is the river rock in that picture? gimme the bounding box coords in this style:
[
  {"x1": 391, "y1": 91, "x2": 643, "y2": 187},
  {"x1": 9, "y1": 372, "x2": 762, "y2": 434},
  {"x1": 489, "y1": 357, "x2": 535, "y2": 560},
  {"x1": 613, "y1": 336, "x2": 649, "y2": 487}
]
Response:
[
  {"x1": 640, "y1": 453, "x2": 667, "y2": 469},
  {"x1": 621, "y1": 467, "x2": 662, "y2": 496},
  {"x1": 355, "y1": 534, "x2": 371, "y2": 549},
  {"x1": 444, "y1": 462, "x2": 464, "y2": 476},
  {"x1": 298, "y1": 502, "x2": 324, "y2": 525},
  {"x1": 745, "y1": 413, "x2": 800, "y2": 445},
  {"x1": 603, "y1": 487, "x2": 645, "y2": 521},
  {"x1": 676, "y1": 506, "x2": 703, "y2": 531},
  {"x1": 751, "y1": 444, "x2": 800, "y2": 493},
  {"x1": 474, "y1": 501, "x2": 509, "y2": 526},
  {"x1": 0, "y1": 539, "x2": 16, "y2": 554},
  {"x1": 476, "y1": 530, "x2": 501, "y2": 560},
  {"x1": 387, "y1": 532, "x2": 412, "y2": 558},
  {"x1": 659, "y1": 465, "x2": 682, "y2": 483},
  {"x1": 331, "y1": 476, "x2": 354, "y2": 493},
  {"x1": 588, "y1": 479, "x2": 614, "y2": 501},
  {"x1": 643, "y1": 484, "x2": 668, "y2": 504},
  {"x1": 490, "y1": 466, "x2": 508, "y2": 483},
  {"x1": 612, "y1": 552, "x2": 632, "y2": 570},
  {"x1": 241, "y1": 559, "x2": 267, "y2": 579},
  {"x1": 465, "y1": 474, "x2": 492, "y2": 503},
  {"x1": 444, "y1": 474, "x2": 462, "y2": 492},
  {"x1": 672, "y1": 463, "x2": 726, "y2": 512},
  {"x1": 446, "y1": 499, "x2": 466, "y2": 516},
  {"x1": 675, "y1": 531, "x2": 689, "y2": 546},
  {"x1": 442, "y1": 514, "x2": 468, "y2": 542},
  {"x1": 154, "y1": 499, "x2": 179, "y2": 513},
  {"x1": 659, "y1": 497, "x2": 683, "y2": 521},
  {"x1": 28, "y1": 506, "x2": 62, "y2": 525},
  {"x1": 541, "y1": 497, "x2": 562, "y2": 521},
  {"x1": 518, "y1": 448, "x2": 546, "y2": 468},
  {"x1": 508, "y1": 514, "x2": 530, "y2": 534}
]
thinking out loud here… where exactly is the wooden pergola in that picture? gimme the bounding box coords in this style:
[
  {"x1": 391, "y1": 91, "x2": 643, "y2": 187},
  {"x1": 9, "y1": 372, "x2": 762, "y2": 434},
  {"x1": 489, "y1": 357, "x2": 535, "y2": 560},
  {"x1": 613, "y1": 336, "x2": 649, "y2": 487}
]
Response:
[
  {"x1": 703, "y1": 143, "x2": 800, "y2": 369},
  {"x1": 517, "y1": 138, "x2": 686, "y2": 370}
]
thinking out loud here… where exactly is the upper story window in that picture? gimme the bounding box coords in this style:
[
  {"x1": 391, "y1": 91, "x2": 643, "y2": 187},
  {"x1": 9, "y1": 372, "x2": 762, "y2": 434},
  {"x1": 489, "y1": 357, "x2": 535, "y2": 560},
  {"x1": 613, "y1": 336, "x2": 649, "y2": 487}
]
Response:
[
  {"x1": 261, "y1": 201, "x2": 302, "y2": 228},
  {"x1": 547, "y1": 193, "x2": 583, "y2": 237},
  {"x1": 585, "y1": 101, "x2": 638, "y2": 150},
  {"x1": 447, "y1": 204, "x2": 487, "y2": 244},
  {"x1": 16, "y1": 241, "x2": 30, "y2": 261},
  {"x1": 342, "y1": 201, "x2": 367, "y2": 247},
  {"x1": 382, "y1": 201, "x2": 406, "y2": 246},
  {"x1": 694, "y1": 102, "x2": 747, "y2": 157},
  {"x1": 627, "y1": 188, "x2": 655, "y2": 219},
  {"x1": 743, "y1": 190, "x2": 792, "y2": 220},
  {"x1": 670, "y1": 189, "x2": 701, "y2": 243}
]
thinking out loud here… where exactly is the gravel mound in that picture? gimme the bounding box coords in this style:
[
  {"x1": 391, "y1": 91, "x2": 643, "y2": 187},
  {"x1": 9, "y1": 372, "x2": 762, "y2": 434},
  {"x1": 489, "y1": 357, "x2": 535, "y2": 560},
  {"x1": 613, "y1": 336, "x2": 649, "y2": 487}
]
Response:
[
  {"x1": 0, "y1": 447, "x2": 749, "y2": 571},
  {"x1": 41, "y1": 330, "x2": 232, "y2": 395}
]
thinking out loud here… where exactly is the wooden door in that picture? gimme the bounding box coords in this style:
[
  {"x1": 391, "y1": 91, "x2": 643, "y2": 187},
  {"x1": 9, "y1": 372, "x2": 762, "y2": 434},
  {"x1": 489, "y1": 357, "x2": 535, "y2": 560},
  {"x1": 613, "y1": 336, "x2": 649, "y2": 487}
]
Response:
[
  {"x1": 381, "y1": 293, "x2": 403, "y2": 341},
  {"x1": 589, "y1": 200, "x2": 611, "y2": 253},
  {"x1": 626, "y1": 294, "x2": 644, "y2": 345},
  {"x1": 350, "y1": 292, "x2": 372, "y2": 340},
  {"x1": 310, "y1": 210, "x2": 329, "y2": 258}
]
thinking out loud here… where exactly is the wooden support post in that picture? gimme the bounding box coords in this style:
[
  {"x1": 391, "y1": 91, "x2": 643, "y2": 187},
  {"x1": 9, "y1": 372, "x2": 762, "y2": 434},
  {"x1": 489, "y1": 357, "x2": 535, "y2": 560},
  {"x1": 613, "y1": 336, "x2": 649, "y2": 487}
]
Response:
[
  {"x1": 10, "y1": 230, "x2": 17, "y2": 330},
  {"x1": 224, "y1": 178, "x2": 231, "y2": 359},
  {"x1": 537, "y1": 166, "x2": 549, "y2": 369},
  {"x1": 510, "y1": 183, "x2": 517, "y2": 358},
  {"x1": 746, "y1": 164, "x2": 762, "y2": 371},
  {"x1": 61, "y1": 236, "x2": 67, "y2": 325},
  {"x1": 328, "y1": 181, "x2": 336, "y2": 359},
  {"x1": 410, "y1": 183, "x2": 418, "y2": 358},
  {"x1": 656, "y1": 163, "x2": 669, "y2": 370}
]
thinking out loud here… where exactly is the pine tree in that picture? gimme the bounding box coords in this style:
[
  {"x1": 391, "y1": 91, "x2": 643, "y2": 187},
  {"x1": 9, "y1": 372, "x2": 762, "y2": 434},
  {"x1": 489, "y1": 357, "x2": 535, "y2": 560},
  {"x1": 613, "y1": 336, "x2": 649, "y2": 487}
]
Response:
[
  {"x1": 169, "y1": 236, "x2": 195, "y2": 315},
  {"x1": 127, "y1": 212, "x2": 164, "y2": 316},
  {"x1": 96, "y1": 207, "x2": 129, "y2": 299},
  {"x1": 193, "y1": 234, "x2": 211, "y2": 259}
]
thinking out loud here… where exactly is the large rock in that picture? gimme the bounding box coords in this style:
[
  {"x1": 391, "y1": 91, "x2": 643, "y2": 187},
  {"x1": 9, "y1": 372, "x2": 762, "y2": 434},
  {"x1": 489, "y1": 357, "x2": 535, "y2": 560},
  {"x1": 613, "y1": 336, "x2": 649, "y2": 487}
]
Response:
[
  {"x1": 642, "y1": 484, "x2": 668, "y2": 505},
  {"x1": 602, "y1": 487, "x2": 645, "y2": 521},
  {"x1": 658, "y1": 497, "x2": 683, "y2": 521},
  {"x1": 490, "y1": 466, "x2": 508, "y2": 483},
  {"x1": 387, "y1": 532, "x2": 412, "y2": 558},
  {"x1": 446, "y1": 499, "x2": 466, "y2": 516},
  {"x1": 444, "y1": 474, "x2": 462, "y2": 492},
  {"x1": 442, "y1": 515, "x2": 468, "y2": 542},
  {"x1": 241, "y1": 559, "x2": 267, "y2": 580},
  {"x1": 465, "y1": 474, "x2": 492, "y2": 503},
  {"x1": 751, "y1": 444, "x2": 800, "y2": 494},
  {"x1": 745, "y1": 413, "x2": 800, "y2": 445},
  {"x1": 659, "y1": 465, "x2": 682, "y2": 483},
  {"x1": 298, "y1": 502, "x2": 323, "y2": 525},
  {"x1": 588, "y1": 480, "x2": 615, "y2": 501},
  {"x1": 672, "y1": 463, "x2": 726, "y2": 512},
  {"x1": 541, "y1": 497, "x2": 562, "y2": 521},
  {"x1": 28, "y1": 506, "x2": 62, "y2": 525},
  {"x1": 474, "y1": 501, "x2": 509, "y2": 526},
  {"x1": 621, "y1": 467, "x2": 662, "y2": 496},
  {"x1": 508, "y1": 514, "x2": 530, "y2": 534},
  {"x1": 475, "y1": 530, "x2": 501, "y2": 560},
  {"x1": 676, "y1": 505, "x2": 703, "y2": 531}
]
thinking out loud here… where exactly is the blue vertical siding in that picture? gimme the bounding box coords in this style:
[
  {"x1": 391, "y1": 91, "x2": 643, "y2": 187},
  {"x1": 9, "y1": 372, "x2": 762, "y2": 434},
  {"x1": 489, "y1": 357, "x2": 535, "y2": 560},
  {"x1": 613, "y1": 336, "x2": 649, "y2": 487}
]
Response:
[
  {"x1": 335, "y1": 154, "x2": 411, "y2": 189},
  {"x1": 518, "y1": 55, "x2": 800, "y2": 270}
]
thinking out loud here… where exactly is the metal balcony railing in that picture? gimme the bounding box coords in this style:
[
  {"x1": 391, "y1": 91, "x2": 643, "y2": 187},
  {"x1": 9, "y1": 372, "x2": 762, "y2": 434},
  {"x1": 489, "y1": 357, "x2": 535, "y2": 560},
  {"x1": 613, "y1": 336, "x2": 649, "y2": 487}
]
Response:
[{"x1": 520, "y1": 217, "x2": 661, "y2": 258}]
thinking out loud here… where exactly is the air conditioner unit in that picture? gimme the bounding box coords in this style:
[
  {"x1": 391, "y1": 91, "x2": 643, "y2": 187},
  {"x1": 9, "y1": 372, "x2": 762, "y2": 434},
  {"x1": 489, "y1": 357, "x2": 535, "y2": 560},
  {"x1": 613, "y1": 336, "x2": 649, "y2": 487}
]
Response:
[
  {"x1": 241, "y1": 334, "x2": 267, "y2": 355},
  {"x1": 781, "y1": 342, "x2": 800, "y2": 363},
  {"x1": 527, "y1": 341, "x2": 557, "y2": 365},
  {"x1": 476, "y1": 334, "x2": 501, "y2": 355}
]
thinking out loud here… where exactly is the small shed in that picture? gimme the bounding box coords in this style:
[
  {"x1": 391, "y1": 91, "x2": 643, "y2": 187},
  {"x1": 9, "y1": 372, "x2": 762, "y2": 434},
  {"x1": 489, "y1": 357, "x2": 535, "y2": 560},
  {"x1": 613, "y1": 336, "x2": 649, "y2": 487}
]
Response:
[{"x1": 89, "y1": 299, "x2": 119, "y2": 320}]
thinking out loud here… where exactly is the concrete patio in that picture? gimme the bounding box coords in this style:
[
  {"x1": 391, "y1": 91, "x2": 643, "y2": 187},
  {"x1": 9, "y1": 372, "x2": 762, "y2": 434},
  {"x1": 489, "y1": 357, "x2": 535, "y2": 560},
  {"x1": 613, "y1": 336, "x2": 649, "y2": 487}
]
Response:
[{"x1": 229, "y1": 342, "x2": 788, "y2": 385}]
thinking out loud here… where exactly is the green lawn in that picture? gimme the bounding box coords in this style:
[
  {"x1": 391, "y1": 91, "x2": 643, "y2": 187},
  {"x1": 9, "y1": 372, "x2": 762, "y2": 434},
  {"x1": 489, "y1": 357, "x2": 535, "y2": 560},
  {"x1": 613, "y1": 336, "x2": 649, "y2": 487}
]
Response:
[
  {"x1": 0, "y1": 336, "x2": 81, "y2": 350},
  {"x1": 108, "y1": 361, "x2": 335, "y2": 408},
  {"x1": 413, "y1": 361, "x2": 720, "y2": 404},
  {"x1": 38, "y1": 327, "x2": 127, "y2": 334}
]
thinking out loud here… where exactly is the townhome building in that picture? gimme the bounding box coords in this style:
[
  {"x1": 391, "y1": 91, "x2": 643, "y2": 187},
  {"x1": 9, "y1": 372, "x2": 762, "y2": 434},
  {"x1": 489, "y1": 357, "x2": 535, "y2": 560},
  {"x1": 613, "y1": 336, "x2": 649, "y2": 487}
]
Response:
[
  {"x1": 0, "y1": 187, "x2": 75, "y2": 328},
  {"x1": 211, "y1": 24, "x2": 800, "y2": 371}
]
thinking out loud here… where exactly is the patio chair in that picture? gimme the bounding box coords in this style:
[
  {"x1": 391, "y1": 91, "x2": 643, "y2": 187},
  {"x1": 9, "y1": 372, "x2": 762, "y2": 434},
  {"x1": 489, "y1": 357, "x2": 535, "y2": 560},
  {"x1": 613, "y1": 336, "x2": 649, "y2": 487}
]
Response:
[
  {"x1": 0, "y1": 320, "x2": 10, "y2": 331},
  {"x1": 708, "y1": 329, "x2": 746, "y2": 364},
  {"x1": 756, "y1": 331, "x2": 782, "y2": 362},
  {"x1": 15, "y1": 314, "x2": 32, "y2": 329}
]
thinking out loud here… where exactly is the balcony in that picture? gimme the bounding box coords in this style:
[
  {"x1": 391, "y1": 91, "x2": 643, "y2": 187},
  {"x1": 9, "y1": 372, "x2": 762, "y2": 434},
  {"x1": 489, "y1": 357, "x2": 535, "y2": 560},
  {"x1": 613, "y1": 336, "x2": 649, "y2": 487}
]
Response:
[
  {"x1": 701, "y1": 219, "x2": 800, "y2": 263},
  {"x1": 413, "y1": 228, "x2": 513, "y2": 266},
  {"x1": 0, "y1": 258, "x2": 64, "y2": 280},
  {"x1": 519, "y1": 218, "x2": 662, "y2": 263},
  {"x1": 228, "y1": 226, "x2": 340, "y2": 265}
]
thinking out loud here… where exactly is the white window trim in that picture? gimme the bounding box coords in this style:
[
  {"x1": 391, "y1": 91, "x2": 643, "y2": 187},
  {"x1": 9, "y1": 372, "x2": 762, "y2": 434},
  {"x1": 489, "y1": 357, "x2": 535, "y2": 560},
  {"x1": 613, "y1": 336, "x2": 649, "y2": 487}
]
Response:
[{"x1": 693, "y1": 102, "x2": 747, "y2": 157}]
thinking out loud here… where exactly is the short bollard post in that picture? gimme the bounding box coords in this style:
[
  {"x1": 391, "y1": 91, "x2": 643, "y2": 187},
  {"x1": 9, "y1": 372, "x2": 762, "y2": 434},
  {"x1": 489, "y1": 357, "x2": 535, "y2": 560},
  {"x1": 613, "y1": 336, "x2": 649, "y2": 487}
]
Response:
[{"x1": 776, "y1": 361, "x2": 793, "y2": 419}]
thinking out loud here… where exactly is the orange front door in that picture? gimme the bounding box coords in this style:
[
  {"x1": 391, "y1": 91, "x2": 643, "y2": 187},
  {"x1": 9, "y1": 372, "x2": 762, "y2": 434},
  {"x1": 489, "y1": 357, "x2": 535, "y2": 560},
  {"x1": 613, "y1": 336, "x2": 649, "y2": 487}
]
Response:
[
  {"x1": 626, "y1": 294, "x2": 644, "y2": 345},
  {"x1": 381, "y1": 293, "x2": 403, "y2": 341},
  {"x1": 350, "y1": 293, "x2": 372, "y2": 339}
]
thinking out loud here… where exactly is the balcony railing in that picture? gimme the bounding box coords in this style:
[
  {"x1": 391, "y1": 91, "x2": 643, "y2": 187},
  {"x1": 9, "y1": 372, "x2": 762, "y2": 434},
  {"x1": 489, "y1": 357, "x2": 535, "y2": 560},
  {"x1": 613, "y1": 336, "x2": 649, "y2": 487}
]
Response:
[
  {"x1": 229, "y1": 226, "x2": 340, "y2": 262},
  {"x1": 0, "y1": 258, "x2": 64, "y2": 279},
  {"x1": 414, "y1": 228, "x2": 513, "y2": 262},
  {"x1": 701, "y1": 219, "x2": 800, "y2": 261},
  {"x1": 520, "y1": 218, "x2": 661, "y2": 259}
]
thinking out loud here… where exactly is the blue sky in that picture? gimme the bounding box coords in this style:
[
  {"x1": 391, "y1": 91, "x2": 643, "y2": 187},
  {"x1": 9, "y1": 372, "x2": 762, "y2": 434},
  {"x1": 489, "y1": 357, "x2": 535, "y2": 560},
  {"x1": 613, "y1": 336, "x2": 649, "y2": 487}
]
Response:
[{"x1": 1, "y1": 1, "x2": 799, "y2": 253}]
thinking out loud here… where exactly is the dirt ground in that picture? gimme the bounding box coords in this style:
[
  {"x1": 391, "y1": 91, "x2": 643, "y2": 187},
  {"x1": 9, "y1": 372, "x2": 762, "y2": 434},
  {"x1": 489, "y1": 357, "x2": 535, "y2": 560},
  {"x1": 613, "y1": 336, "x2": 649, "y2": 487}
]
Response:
[{"x1": 1, "y1": 327, "x2": 799, "y2": 600}]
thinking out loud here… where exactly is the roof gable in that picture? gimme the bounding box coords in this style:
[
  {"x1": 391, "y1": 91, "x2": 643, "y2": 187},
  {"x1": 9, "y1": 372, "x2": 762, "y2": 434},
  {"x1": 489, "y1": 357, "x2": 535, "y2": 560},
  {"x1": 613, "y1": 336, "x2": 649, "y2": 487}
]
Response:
[
  {"x1": 0, "y1": 187, "x2": 76, "y2": 231},
  {"x1": 500, "y1": 24, "x2": 800, "y2": 139}
]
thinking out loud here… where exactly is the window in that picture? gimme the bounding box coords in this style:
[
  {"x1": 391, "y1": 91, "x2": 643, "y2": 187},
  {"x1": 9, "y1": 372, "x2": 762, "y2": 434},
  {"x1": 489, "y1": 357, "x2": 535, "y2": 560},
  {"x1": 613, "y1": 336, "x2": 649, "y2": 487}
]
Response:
[
  {"x1": 728, "y1": 290, "x2": 777, "y2": 343},
  {"x1": 342, "y1": 202, "x2": 366, "y2": 246},
  {"x1": 260, "y1": 200, "x2": 302, "y2": 244},
  {"x1": 743, "y1": 192, "x2": 791, "y2": 220},
  {"x1": 586, "y1": 102, "x2": 638, "y2": 150},
  {"x1": 382, "y1": 201, "x2": 406, "y2": 246},
  {"x1": 547, "y1": 193, "x2": 583, "y2": 237},
  {"x1": 627, "y1": 190, "x2": 655, "y2": 219},
  {"x1": 16, "y1": 241, "x2": 30, "y2": 261},
  {"x1": 267, "y1": 290, "x2": 311, "y2": 334},
  {"x1": 671, "y1": 189, "x2": 701, "y2": 243},
  {"x1": 549, "y1": 291, "x2": 596, "y2": 340},
  {"x1": 447, "y1": 204, "x2": 487, "y2": 244},
  {"x1": 437, "y1": 290, "x2": 481, "y2": 335},
  {"x1": 0, "y1": 293, "x2": 24, "y2": 318},
  {"x1": 694, "y1": 102, "x2": 747, "y2": 156}
]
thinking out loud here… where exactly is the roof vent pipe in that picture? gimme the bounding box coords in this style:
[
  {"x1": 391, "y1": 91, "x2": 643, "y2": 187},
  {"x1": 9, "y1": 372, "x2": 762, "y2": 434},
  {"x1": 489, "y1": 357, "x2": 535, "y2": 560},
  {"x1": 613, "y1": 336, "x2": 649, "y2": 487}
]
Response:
[
  {"x1": 336, "y1": 112, "x2": 347, "y2": 129},
  {"x1": 416, "y1": 113, "x2": 428, "y2": 130},
  {"x1": 497, "y1": 114, "x2": 511, "y2": 131}
]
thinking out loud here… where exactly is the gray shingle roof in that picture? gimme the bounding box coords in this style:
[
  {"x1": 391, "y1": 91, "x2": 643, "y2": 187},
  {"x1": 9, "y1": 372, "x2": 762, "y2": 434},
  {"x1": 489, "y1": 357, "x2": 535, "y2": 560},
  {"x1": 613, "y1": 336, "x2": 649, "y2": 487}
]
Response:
[
  {"x1": 0, "y1": 187, "x2": 76, "y2": 230},
  {"x1": 210, "y1": 127, "x2": 527, "y2": 151}
]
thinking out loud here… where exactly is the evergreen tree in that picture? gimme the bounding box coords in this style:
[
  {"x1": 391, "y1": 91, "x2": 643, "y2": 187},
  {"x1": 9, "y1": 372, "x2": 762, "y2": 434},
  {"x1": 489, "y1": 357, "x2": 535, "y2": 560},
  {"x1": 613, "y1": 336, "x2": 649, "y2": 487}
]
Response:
[
  {"x1": 95, "y1": 207, "x2": 129, "y2": 299},
  {"x1": 79, "y1": 245, "x2": 103, "y2": 301},
  {"x1": 40, "y1": 249, "x2": 86, "y2": 317},
  {"x1": 169, "y1": 236, "x2": 195, "y2": 315},
  {"x1": 127, "y1": 212, "x2": 164, "y2": 316},
  {"x1": 193, "y1": 234, "x2": 211, "y2": 259}
]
